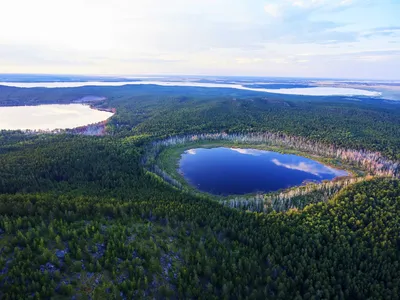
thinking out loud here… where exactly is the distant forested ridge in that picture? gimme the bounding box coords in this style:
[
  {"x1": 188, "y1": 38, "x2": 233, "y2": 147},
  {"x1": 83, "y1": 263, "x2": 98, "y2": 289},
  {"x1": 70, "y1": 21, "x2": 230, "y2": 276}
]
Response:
[
  {"x1": 1, "y1": 84, "x2": 399, "y2": 158},
  {"x1": 0, "y1": 85, "x2": 400, "y2": 299}
]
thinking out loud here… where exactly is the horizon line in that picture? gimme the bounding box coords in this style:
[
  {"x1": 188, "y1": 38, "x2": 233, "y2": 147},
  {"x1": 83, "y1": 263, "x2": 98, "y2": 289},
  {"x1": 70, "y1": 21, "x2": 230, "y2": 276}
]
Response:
[{"x1": 0, "y1": 72, "x2": 399, "y2": 82}]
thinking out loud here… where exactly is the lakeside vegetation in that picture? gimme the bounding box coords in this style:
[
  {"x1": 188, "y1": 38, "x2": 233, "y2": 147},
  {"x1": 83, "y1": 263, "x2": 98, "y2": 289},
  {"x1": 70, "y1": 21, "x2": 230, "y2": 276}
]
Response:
[
  {"x1": 144, "y1": 132, "x2": 398, "y2": 213},
  {"x1": 155, "y1": 140, "x2": 362, "y2": 187},
  {"x1": 1, "y1": 85, "x2": 400, "y2": 299}
]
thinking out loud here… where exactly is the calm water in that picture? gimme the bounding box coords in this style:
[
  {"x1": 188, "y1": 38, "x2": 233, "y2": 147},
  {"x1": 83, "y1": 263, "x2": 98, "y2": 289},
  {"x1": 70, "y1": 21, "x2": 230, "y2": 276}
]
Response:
[
  {"x1": 0, "y1": 104, "x2": 114, "y2": 130},
  {"x1": 179, "y1": 147, "x2": 348, "y2": 195}
]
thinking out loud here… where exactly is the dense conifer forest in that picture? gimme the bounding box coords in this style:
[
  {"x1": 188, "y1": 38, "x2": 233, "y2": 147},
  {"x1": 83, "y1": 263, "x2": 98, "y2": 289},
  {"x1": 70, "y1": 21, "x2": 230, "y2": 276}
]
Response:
[{"x1": 1, "y1": 85, "x2": 400, "y2": 299}]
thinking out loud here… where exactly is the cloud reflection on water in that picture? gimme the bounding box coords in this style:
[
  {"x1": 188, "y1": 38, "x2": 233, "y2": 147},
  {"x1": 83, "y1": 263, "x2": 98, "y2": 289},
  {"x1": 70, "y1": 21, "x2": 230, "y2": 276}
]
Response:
[
  {"x1": 271, "y1": 158, "x2": 346, "y2": 177},
  {"x1": 186, "y1": 149, "x2": 197, "y2": 155},
  {"x1": 229, "y1": 148, "x2": 266, "y2": 156},
  {"x1": 185, "y1": 148, "x2": 347, "y2": 178}
]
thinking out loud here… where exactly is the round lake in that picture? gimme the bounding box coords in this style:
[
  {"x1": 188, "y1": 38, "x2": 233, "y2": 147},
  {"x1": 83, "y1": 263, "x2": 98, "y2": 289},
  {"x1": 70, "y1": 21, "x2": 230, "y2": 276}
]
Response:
[{"x1": 179, "y1": 147, "x2": 348, "y2": 195}]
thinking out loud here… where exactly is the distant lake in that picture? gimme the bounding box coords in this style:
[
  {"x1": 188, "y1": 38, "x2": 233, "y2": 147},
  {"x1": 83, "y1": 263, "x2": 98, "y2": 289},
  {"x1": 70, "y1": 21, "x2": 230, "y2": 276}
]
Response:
[
  {"x1": 179, "y1": 147, "x2": 348, "y2": 195},
  {"x1": 0, "y1": 81, "x2": 381, "y2": 96},
  {"x1": 0, "y1": 104, "x2": 114, "y2": 131}
]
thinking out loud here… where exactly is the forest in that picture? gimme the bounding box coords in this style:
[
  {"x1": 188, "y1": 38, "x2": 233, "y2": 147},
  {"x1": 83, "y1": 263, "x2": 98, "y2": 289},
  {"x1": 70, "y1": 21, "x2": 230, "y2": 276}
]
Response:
[{"x1": 0, "y1": 84, "x2": 400, "y2": 299}]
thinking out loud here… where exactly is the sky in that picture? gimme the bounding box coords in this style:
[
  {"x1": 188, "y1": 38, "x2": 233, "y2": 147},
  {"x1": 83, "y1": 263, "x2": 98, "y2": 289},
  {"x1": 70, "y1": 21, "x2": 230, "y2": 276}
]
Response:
[{"x1": 0, "y1": 0, "x2": 399, "y2": 79}]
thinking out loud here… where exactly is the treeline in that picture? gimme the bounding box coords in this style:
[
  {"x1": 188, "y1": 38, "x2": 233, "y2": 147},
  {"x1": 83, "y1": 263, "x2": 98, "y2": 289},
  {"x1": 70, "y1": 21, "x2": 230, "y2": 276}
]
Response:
[
  {"x1": 143, "y1": 133, "x2": 399, "y2": 202},
  {"x1": 146, "y1": 133, "x2": 399, "y2": 177},
  {"x1": 223, "y1": 177, "x2": 368, "y2": 212},
  {"x1": 8, "y1": 120, "x2": 109, "y2": 136},
  {"x1": 145, "y1": 133, "x2": 399, "y2": 213}
]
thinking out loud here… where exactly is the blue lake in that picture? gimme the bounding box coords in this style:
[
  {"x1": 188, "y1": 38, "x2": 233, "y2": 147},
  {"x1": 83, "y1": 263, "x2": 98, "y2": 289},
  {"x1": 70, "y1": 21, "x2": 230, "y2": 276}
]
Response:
[{"x1": 179, "y1": 147, "x2": 348, "y2": 195}]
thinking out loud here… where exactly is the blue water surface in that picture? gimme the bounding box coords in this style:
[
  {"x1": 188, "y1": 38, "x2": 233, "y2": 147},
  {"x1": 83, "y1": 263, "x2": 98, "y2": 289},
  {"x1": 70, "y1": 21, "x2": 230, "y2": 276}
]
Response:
[{"x1": 179, "y1": 147, "x2": 348, "y2": 195}]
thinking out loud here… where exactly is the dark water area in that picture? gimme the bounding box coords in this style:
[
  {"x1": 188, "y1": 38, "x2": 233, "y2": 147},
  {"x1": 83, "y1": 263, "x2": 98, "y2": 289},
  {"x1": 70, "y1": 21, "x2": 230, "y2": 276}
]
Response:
[{"x1": 179, "y1": 147, "x2": 348, "y2": 195}]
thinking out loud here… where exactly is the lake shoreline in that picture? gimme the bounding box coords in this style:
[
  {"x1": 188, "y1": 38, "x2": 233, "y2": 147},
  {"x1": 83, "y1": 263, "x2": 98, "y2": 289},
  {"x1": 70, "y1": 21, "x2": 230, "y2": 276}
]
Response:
[
  {"x1": 178, "y1": 146, "x2": 349, "y2": 196},
  {"x1": 154, "y1": 141, "x2": 358, "y2": 200},
  {"x1": 0, "y1": 103, "x2": 115, "y2": 134}
]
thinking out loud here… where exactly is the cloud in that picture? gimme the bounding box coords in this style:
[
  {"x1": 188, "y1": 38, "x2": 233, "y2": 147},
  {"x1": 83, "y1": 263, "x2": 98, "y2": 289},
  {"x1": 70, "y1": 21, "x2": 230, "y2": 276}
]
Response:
[
  {"x1": 236, "y1": 57, "x2": 265, "y2": 64},
  {"x1": 0, "y1": 44, "x2": 91, "y2": 66},
  {"x1": 258, "y1": 0, "x2": 363, "y2": 45},
  {"x1": 0, "y1": 0, "x2": 398, "y2": 78},
  {"x1": 265, "y1": 0, "x2": 357, "y2": 18},
  {"x1": 357, "y1": 55, "x2": 391, "y2": 62},
  {"x1": 256, "y1": 3, "x2": 359, "y2": 45},
  {"x1": 361, "y1": 26, "x2": 400, "y2": 38},
  {"x1": 117, "y1": 56, "x2": 184, "y2": 64},
  {"x1": 286, "y1": 0, "x2": 356, "y2": 10},
  {"x1": 269, "y1": 58, "x2": 290, "y2": 64},
  {"x1": 293, "y1": 49, "x2": 400, "y2": 62},
  {"x1": 264, "y1": 4, "x2": 281, "y2": 17},
  {"x1": 339, "y1": 50, "x2": 400, "y2": 64}
]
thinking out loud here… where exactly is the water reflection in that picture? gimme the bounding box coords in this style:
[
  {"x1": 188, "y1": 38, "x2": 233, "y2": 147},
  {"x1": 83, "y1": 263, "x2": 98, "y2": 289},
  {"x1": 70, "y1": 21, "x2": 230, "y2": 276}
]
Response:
[
  {"x1": 229, "y1": 148, "x2": 265, "y2": 156},
  {"x1": 0, "y1": 104, "x2": 114, "y2": 131},
  {"x1": 271, "y1": 159, "x2": 346, "y2": 177},
  {"x1": 179, "y1": 147, "x2": 348, "y2": 195}
]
